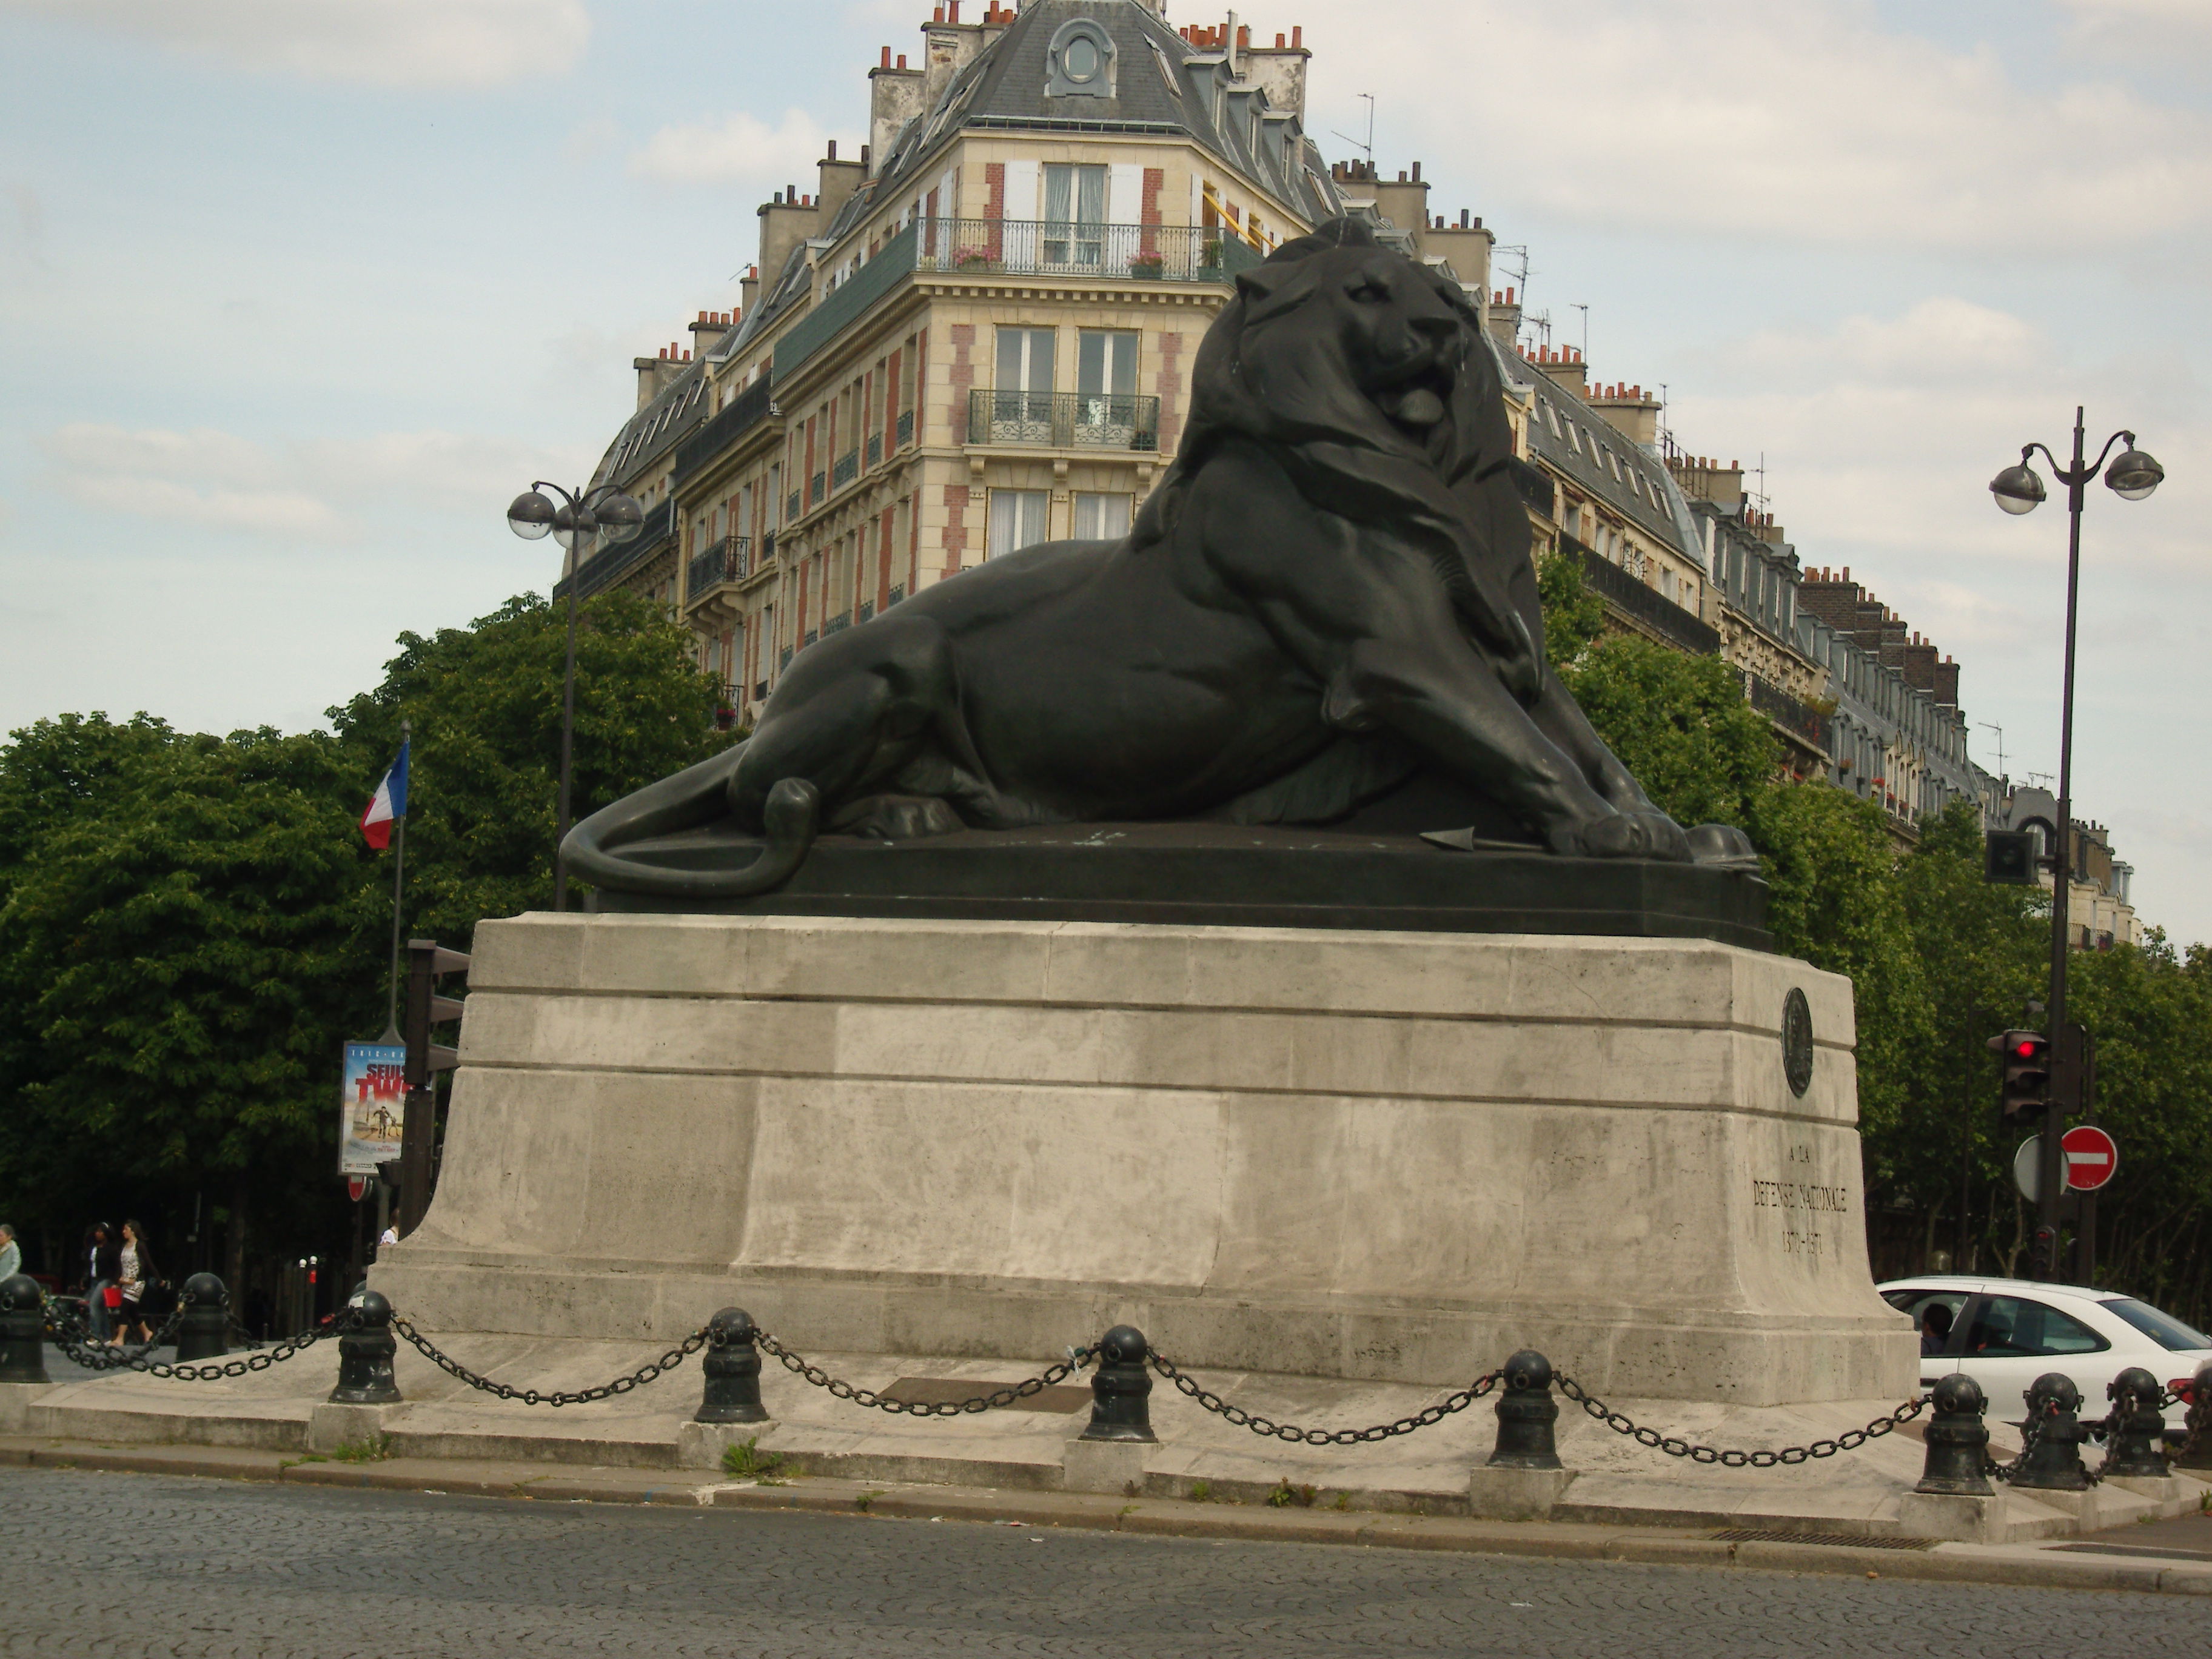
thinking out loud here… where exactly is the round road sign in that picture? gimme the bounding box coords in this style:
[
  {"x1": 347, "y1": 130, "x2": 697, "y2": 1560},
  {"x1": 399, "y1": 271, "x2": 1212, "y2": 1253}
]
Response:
[{"x1": 2062, "y1": 1124, "x2": 2118, "y2": 1192}]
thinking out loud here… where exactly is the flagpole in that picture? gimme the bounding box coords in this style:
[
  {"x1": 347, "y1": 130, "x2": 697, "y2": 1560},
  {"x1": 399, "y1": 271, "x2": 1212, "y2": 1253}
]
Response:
[{"x1": 381, "y1": 718, "x2": 410, "y2": 1043}]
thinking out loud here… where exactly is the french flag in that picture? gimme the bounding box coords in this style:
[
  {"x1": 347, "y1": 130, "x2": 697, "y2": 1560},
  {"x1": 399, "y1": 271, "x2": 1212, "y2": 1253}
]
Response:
[{"x1": 360, "y1": 742, "x2": 409, "y2": 850}]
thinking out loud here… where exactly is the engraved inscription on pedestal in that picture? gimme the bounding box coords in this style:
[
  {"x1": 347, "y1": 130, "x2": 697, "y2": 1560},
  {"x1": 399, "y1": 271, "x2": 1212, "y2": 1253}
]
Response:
[{"x1": 1752, "y1": 1142, "x2": 1852, "y2": 1261}]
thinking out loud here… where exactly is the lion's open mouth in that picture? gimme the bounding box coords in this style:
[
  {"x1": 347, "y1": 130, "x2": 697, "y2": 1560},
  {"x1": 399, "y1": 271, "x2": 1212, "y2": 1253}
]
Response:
[{"x1": 1373, "y1": 362, "x2": 1453, "y2": 431}]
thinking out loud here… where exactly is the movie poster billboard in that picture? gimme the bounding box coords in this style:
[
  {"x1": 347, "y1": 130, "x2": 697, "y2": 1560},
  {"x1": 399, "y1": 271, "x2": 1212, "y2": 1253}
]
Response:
[{"x1": 340, "y1": 1041, "x2": 406, "y2": 1177}]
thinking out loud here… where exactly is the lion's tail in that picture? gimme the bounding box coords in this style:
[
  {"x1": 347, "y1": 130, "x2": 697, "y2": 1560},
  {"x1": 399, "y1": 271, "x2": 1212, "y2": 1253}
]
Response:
[{"x1": 560, "y1": 743, "x2": 820, "y2": 899}]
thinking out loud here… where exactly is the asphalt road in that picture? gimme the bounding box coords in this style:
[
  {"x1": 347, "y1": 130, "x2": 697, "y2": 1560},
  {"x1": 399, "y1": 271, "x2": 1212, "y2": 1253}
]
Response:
[{"x1": 0, "y1": 1468, "x2": 2202, "y2": 1658}]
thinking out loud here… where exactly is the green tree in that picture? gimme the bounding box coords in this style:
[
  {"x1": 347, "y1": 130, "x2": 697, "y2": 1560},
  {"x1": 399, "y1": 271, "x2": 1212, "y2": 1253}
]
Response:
[
  {"x1": 0, "y1": 728, "x2": 381, "y2": 1279},
  {"x1": 327, "y1": 592, "x2": 733, "y2": 947}
]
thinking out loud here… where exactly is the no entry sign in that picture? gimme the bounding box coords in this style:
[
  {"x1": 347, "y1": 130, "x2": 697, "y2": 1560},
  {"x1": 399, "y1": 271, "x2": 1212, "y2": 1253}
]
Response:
[{"x1": 2062, "y1": 1125, "x2": 2119, "y2": 1192}]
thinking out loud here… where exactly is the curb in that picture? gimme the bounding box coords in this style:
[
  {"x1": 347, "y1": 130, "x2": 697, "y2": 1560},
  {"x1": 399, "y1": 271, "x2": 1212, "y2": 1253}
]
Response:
[{"x1": 3, "y1": 1436, "x2": 2206, "y2": 1597}]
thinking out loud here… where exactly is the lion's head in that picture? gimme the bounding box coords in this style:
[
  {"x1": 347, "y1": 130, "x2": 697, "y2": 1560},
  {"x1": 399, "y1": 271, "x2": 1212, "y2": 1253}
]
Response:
[{"x1": 1152, "y1": 218, "x2": 1541, "y2": 694}]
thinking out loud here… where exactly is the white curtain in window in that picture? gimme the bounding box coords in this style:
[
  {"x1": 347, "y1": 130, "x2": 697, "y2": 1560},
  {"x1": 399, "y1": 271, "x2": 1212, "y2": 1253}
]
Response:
[
  {"x1": 1107, "y1": 163, "x2": 1141, "y2": 227},
  {"x1": 1073, "y1": 492, "x2": 1132, "y2": 540},
  {"x1": 1077, "y1": 330, "x2": 1138, "y2": 396},
  {"x1": 987, "y1": 489, "x2": 1049, "y2": 557}
]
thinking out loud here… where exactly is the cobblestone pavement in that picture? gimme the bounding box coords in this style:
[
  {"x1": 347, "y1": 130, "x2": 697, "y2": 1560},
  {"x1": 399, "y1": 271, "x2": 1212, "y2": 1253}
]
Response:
[{"x1": 0, "y1": 1469, "x2": 2202, "y2": 1658}]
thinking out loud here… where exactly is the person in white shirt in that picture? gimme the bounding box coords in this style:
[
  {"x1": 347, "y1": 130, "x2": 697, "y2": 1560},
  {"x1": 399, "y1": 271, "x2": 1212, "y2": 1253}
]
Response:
[{"x1": 0, "y1": 1224, "x2": 21, "y2": 1283}]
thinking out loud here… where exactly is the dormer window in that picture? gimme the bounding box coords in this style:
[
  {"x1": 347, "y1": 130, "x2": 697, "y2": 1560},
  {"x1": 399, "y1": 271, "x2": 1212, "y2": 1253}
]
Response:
[{"x1": 1046, "y1": 18, "x2": 1115, "y2": 100}]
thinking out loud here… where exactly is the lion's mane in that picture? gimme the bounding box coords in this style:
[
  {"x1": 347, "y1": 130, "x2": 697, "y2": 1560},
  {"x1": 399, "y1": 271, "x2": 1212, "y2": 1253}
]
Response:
[{"x1": 1131, "y1": 218, "x2": 1542, "y2": 700}]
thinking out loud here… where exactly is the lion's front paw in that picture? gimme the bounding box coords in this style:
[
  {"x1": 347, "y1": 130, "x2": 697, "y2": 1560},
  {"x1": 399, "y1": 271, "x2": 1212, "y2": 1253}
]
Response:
[{"x1": 1575, "y1": 810, "x2": 1691, "y2": 863}]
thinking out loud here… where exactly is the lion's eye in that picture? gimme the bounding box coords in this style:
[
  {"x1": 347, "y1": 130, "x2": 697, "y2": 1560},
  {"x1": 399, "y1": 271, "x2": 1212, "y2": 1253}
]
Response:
[{"x1": 1347, "y1": 280, "x2": 1390, "y2": 304}]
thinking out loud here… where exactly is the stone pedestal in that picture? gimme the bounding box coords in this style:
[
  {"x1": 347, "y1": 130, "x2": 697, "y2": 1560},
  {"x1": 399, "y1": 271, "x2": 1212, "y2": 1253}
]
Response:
[
  {"x1": 374, "y1": 914, "x2": 1915, "y2": 1406},
  {"x1": 675, "y1": 1419, "x2": 782, "y2": 1472}
]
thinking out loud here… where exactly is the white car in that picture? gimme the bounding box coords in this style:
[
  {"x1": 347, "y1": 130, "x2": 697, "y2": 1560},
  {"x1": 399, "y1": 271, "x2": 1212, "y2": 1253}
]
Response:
[{"x1": 1876, "y1": 1275, "x2": 2212, "y2": 1435}]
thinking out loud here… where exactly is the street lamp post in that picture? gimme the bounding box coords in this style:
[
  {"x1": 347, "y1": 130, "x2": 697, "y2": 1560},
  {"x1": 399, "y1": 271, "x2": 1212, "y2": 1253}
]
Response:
[
  {"x1": 506, "y1": 481, "x2": 643, "y2": 910},
  {"x1": 1988, "y1": 408, "x2": 2163, "y2": 1280}
]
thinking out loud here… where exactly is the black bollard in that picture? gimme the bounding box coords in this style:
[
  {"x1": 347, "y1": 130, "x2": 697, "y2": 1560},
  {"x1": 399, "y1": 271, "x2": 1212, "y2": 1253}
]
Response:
[
  {"x1": 1079, "y1": 1325, "x2": 1156, "y2": 1443},
  {"x1": 2180, "y1": 1361, "x2": 2212, "y2": 1471},
  {"x1": 1914, "y1": 1373, "x2": 1994, "y2": 1496},
  {"x1": 0, "y1": 1275, "x2": 50, "y2": 1385},
  {"x1": 2101, "y1": 1367, "x2": 2170, "y2": 1480},
  {"x1": 327, "y1": 1290, "x2": 402, "y2": 1404},
  {"x1": 1487, "y1": 1349, "x2": 1562, "y2": 1470},
  {"x1": 2009, "y1": 1372, "x2": 2093, "y2": 1490},
  {"x1": 694, "y1": 1308, "x2": 769, "y2": 1424},
  {"x1": 172, "y1": 1273, "x2": 230, "y2": 1364}
]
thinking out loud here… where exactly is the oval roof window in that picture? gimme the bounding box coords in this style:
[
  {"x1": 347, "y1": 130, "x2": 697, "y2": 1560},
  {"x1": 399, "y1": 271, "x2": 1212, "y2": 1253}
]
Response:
[{"x1": 1047, "y1": 18, "x2": 1115, "y2": 100}]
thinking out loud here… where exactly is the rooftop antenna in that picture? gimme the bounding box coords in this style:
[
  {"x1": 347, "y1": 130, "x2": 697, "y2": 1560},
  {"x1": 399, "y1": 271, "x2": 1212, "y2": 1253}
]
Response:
[
  {"x1": 2025, "y1": 771, "x2": 2055, "y2": 789},
  {"x1": 1748, "y1": 451, "x2": 1772, "y2": 517},
  {"x1": 1570, "y1": 303, "x2": 1589, "y2": 361},
  {"x1": 1330, "y1": 92, "x2": 1375, "y2": 168},
  {"x1": 1977, "y1": 721, "x2": 2006, "y2": 783}
]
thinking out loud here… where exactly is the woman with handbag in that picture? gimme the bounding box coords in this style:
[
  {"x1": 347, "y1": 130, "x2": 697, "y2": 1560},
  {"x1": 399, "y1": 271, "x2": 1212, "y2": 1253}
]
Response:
[{"x1": 112, "y1": 1219, "x2": 159, "y2": 1346}]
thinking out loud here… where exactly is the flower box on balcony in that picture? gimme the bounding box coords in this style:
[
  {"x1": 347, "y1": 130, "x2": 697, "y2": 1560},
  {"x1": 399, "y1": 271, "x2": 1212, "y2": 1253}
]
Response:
[{"x1": 1128, "y1": 255, "x2": 1165, "y2": 279}]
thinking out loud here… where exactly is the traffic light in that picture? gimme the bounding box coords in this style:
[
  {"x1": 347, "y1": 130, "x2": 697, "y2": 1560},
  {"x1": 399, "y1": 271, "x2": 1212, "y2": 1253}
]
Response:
[
  {"x1": 1985, "y1": 830, "x2": 2037, "y2": 884},
  {"x1": 399, "y1": 940, "x2": 469, "y2": 1236},
  {"x1": 1988, "y1": 1028, "x2": 2051, "y2": 1126}
]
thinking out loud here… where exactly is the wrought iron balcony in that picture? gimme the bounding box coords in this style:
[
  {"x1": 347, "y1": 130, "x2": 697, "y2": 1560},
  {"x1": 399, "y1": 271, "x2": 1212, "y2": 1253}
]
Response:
[
  {"x1": 967, "y1": 389, "x2": 1159, "y2": 451},
  {"x1": 686, "y1": 535, "x2": 749, "y2": 603},
  {"x1": 1571, "y1": 540, "x2": 1720, "y2": 655},
  {"x1": 916, "y1": 220, "x2": 1263, "y2": 283},
  {"x1": 832, "y1": 450, "x2": 859, "y2": 489},
  {"x1": 1746, "y1": 672, "x2": 1833, "y2": 751},
  {"x1": 896, "y1": 408, "x2": 914, "y2": 448}
]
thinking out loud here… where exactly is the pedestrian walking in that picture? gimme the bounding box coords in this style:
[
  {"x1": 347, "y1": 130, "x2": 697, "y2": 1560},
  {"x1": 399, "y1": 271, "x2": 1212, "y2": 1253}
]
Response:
[
  {"x1": 83, "y1": 1222, "x2": 119, "y2": 1342},
  {"x1": 0, "y1": 1224, "x2": 19, "y2": 1282},
  {"x1": 112, "y1": 1220, "x2": 159, "y2": 1346}
]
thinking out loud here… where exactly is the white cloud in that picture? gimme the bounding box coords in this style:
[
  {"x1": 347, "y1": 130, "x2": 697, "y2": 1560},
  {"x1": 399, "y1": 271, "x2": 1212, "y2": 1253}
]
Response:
[
  {"x1": 2057, "y1": 0, "x2": 2212, "y2": 51},
  {"x1": 629, "y1": 109, "x2": 831, "y2": 186},
  {"x1": 1303, "y1": 0, "x2": 2212, "y2": 252},
  {"x1": 1666, "y1": 298, "x2": 2206, "y2": 594},
  {"x1": 38, "y1": 423, "x2": 590, "y2": 542},
  {"x1": 6, "y1": 0, "x2": 589, "y2": 89}
]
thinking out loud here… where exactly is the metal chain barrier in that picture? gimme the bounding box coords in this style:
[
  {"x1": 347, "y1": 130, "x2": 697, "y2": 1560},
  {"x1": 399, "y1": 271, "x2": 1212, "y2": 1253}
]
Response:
[
  {"x1": 44, "y1": 1306, "x2": 343, "y2": 1381},
  {"x1": 1148, "y1": 1350, "x2": 1502, "y2": 1446},
  {"x1": 389, "y1": 1314, "x2": 708, "y2": 1407},
  {"x1": 752, "y1": 1329, "x2": 1095, "y2": 1415},
  {"x1": 39, "y1": 1300, "x2": 186, "y2": 1371},
  {"x1": 1553, "y1": 1372, "x2": 1927, "y2": 1467}
]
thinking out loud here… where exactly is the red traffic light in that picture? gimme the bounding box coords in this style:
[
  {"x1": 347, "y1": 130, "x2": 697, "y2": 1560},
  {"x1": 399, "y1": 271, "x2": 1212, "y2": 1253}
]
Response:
[{"x1": 2014, "y1": 1039, "x2": 2039, "y2": 1058}]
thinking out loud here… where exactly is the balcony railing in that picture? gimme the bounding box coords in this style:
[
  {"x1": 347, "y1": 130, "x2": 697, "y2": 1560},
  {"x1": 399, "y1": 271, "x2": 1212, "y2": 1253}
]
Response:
[
  {"x1": 967, "y1": 389, "x2": 1159, "y2": 451},
  {"x1": 1572, "y1": 540, "x2": 1720, "y2": 655},
  {"x1": 808, "y1": 471, "x2": 825, "y2": 508},
  {"x1": 865, "y1": 432, "x2": 882, "y2": 468},
  {"x1": 686, "y1": 535, "x2": 750, "y2": 602},
  {"x1": 561, "y1": 498, "x2": 674, "y2": 600},
  {"x1": 832, "y1": 449, "x2": 859, "y2": 488},
  {"x1": 786, "y1": 491, "x2": 800, "y2": 521},
  {"x1": 1747, "y1": 672, "x2": 1833, "y2": 751},
  {"x1": 916, "y1": 220, "x2": 1264, "y2": 283}
]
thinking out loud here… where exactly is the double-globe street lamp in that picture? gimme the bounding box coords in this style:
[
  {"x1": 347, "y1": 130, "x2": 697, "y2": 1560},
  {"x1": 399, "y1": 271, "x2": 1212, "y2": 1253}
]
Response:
[
  {"x1": 1988, "y1": 409, "x2": 2163, "y2": 1279},
  {"x1": 506, "y1": 481, "x2": 644, "y2": 911}
]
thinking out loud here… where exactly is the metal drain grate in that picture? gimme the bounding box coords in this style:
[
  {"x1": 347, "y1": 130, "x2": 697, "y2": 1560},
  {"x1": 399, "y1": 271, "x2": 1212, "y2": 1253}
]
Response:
[{"x1": 1711, "y1": 1529, "x2": 1939, "y2": 1551}]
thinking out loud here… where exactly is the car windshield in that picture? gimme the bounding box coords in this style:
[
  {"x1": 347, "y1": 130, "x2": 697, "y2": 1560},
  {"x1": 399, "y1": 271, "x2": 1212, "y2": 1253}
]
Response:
[{"x1": 2103, "y1": 1298, "x2": 2212, "y2": 1352}]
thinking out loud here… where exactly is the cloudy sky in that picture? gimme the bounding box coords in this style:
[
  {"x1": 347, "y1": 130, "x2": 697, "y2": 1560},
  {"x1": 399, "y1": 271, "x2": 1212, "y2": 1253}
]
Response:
[{"x1": 2, "y1": 0, "x2": 2207, "y2": 938}]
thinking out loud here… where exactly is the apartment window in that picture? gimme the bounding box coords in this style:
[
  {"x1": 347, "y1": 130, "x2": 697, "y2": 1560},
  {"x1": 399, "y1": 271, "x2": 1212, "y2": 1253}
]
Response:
[
  {"x1": 1073, "y1": 492, "x2": 1133, "y2": 540},
  {"x1": 1077, "y1": 330, "x2": 1138, "y2": 397},
  {"x1": 1042, "y1": 163, "x2": 1107, "y2": 267},
  {"x1": 987, "y1": 489, "x2": 1049, "y2": 557},
  {"x1": 996, "y1": 327, "x2": 1056, "y2": 394}
]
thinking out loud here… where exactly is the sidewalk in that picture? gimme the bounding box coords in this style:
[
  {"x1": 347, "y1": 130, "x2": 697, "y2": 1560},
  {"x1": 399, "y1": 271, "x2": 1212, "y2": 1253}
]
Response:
[
  {"x1": 2, "y1": 1433, "x2": 2206, "y2": 1598},
  {"x1": 8, "y1": 1326, "x2": 2208, "y2": 1590}
]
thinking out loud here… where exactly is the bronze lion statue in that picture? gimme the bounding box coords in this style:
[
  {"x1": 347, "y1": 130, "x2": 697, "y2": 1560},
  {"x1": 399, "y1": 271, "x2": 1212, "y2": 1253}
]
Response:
[{"x1": 567, "y1": 216, "x2": 1752, "y2": 897}]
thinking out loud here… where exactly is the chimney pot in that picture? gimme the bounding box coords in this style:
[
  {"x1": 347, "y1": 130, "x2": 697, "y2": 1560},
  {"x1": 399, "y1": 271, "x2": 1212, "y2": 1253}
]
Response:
[
  {"x1": 682, "y1": 349, "x2": 691, "y2": 361},
  {"x1": 897, "y1": 52, "x2": 907, "y2": 67},
  {"x1": 1412, "y1": 160, "x2": 1422, "y2": 181},
  {"x1": 948, "y1": 0, "x2": 959, "y2": 21},
  {"x1": 1238, "y1": 24, "x2": 1250, "y2": 47},
  {"x1": 1275, "y1": 32, "x2": 1285, "y2": 46},
  {"x1": 880, "y1": 45, "x2": 891, "y2": 66},
  {"x1": 933, "y1": 5, "x2": 943, "y2": 20},
  {"x1": 1292, "y1": 25, "x2": 1302, "y2": 48},
  {"x1": 826, "y1": 139, "x2": 836, "y2": 160}
]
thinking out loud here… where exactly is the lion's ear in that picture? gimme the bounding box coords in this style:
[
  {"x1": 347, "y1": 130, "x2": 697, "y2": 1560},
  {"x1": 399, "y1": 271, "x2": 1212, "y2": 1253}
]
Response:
[{"x1": 1234, "y1": 263, "x2": 1313, "y2": 324}]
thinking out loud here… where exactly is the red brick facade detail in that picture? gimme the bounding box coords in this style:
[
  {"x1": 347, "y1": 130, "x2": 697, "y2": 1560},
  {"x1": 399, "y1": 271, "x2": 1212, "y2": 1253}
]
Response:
[
  {"x1": 984, "y1": 163, "x2": 1005, "y2": 257},
  {"x1": 1139, "y1": 167, "x2": 1163, "y2": 256},
  {"x1": 944, "y1": 483, "x2": 970, "y2": 572},
  {"x1": 877, "y1": 508, "x2": 894, "y2": 611},
  {"x1": 947, "y1": 322, "x2": 975, "y2": 444},
  {"x1": 1155, "y1": 331, "x2": 1187, "y2": 454}
]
